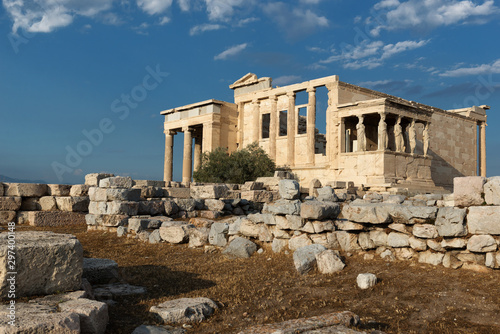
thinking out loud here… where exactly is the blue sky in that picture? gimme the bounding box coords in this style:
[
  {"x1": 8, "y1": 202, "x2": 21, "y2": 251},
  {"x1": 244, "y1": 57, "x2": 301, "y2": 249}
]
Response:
[{"x1": 0, "y1": 0, "x2": 499, "y2": 184}]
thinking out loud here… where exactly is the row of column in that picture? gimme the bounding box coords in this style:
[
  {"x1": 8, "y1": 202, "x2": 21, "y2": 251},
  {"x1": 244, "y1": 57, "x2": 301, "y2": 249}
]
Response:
[
  {"x1": 249, "y1": 87, "x2": 318, "y2": 167},
  {"x1": 163, "y1": 126, "x2": 206, "y2": 184},
  {"x1": 353, "y1": 113, "x2": 430, "y2": 156}
]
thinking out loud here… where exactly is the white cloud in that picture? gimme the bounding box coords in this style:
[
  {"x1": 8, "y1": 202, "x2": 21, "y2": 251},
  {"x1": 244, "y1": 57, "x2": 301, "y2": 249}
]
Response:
[
  {"x1": 300, "y1": 0, "x2": 323, "y2": 4},
  {"x1": 236, "y1": 17, "x2": 259, "y2": 26},
  {"x1": 316, "y1": 39, "x2": 428, "y2": 70},
  {"x1": 273, "y1": 75, "x2": 301, "y2": 86},
  {"x1": 137, "y1": 0, "x2": 173, "y2": 15},
  {"x1": 372, "y1": 0, "x2": 499, "y2": 35},
  {"x1": 189, "y1": 23, "x2": 223, "y2": 35},
  {"x1": 263, "y1": 2, "x2": 328, "y2": 40},
  {"x1": 440, "y1": 59, "x2": 500, "y2": 77},
  {"x1": 204, "y1": 0, "x2": 245, "y2": 21},
  {"x1": 177, "y1": 0, "x2": 190, "y2": 11},
  {"x1": 381, "y1": 39, "x2": 429, "y2": 59},
  {"x1": 159, "y1": 16, "x2": 170, "y2": 25},
  {"x1": 3, "y1": 0, "x2": 114, "y2": 33},
  {"x1": 214, "y1": 42, "x2": 247, "y2": 60}
]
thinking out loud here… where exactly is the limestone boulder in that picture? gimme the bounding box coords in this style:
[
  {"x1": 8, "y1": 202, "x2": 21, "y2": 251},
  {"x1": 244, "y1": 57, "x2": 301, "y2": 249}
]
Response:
[
  {"x1": 275, "y1": 215, "x2": 304, "y2": 230},
  {"x1": 188, "y1": 227, "x2": 210, "y2": 248},
  {"x1": 247, "y1": 213, "x2": 275, "y2": 225},
  {"x1": 484, "y1": 176, "x2": 500, "y2": 205},
  {"x1": 164, "y1": 199, "x2": 179, "y2": 216},
  {"x1": 278, "y1": 179, "x2": 300, "y2": 200},
  {"x1": 389, "y1": 205, "x2": 438, "y2": 224},
  {"x1": 27, "y1": 211, "x2": 86, "y2": 227},
  {"x1": 174, "y1": 199, "x2": 201, "y2": 212},
  {"x1": 39, "y1": 196, "x2": 58, "y2": 211},
  {"x1": 288, "y1": 234, "x2": 313, "y2": 251},
  {"x1": 435, "y1": 207, "x2": 467, "y2": 237},
  {"x1": 59, "y1": 298, "x2": 109, "y2": 334},
  {"x1": 190, "y1": 184, "x2": 229, "y2": 199},
  {"x1": 485, "y1": 252, "x2": 500, "y2": 269},
  {"x1": 412, "y1": 224, "x2": 439, "y2": 239},
  {"x1": 453, "y1": 176, "x2": 485, "y2": 207},
  {"x1": 441, "y1": 238, "x2": 467, "y2": 250},
  {"x1": 56, "y1": 196, "x2": 90, "y2": 212},
  {"x1": 0, "y1": 303, "x2": 80, "y2": 333},
  {"x1": 315, "y1": 250, "x2": 345, "y2": 274},
  {"x1": 369, "y1": 230, "x2": 388, "y2": 247},
  {"x1": 99, "y1": 176, "x2": 133, "y2": 189},
  {"x1": 387, "y1": 232, "x2": 410, "y2": 248},
  {"x1": 5, "y1": 183, "x2": 48, "y2": 197},
  {"x1": 316, "y1": 186, "x2": 338, "y2": 202},
  {"x1": 83, "y1": 258, "x2": 120, "y2": 284},
  {"x1": 263, "y1": 199, "x2": 301, "y2": 215},
  {"x1": 335, "y1": 231, "x2": 361, "y2": 251},
  {"x1": 358, "y1": 232, "x2": 376, "y2": 250},
  {"x1": 70, "y1": 184, "x2": 91, "y2": 197},
  {"x1": 222, "y1": 237, "x2": 257, "y2": 258},
  {"x1": 86, "y1": 214, "x2": 128, "y2": 227},
  {"x1": 408, "y1": 236, "x2": 427, "y2": 251},
  {"x1": 300, "y1": 201, "x2": 340, "y2": 220},
  {"x1": 106, "y1": 201, "x2": 139, "y2": 216},
  {"x1": 0, "y1": 231, "x2": 83, "y2": 297},
  {"x1": 47, "y1": 184, "x2": 72, "y2": 196},
  {"x1": 0, "y1": 196, "x2": 21, "y2": 211},
  {"x1": 159, "y1": 225, "x2": 193, "y2": 244},
  {"x1": 0, "y1": 211, "x2": 16, "y2": 224},
  {"x1": 92, "y1": 283, "x2": 146, "y2": 300},
  {"x1": 139, "y1": 200, "x2": 165, "y2": 216},
  {"x1": 240, "y1": 190, "x2": 275, "y2": 203},
  {"x1": 85, "y1": 173, "x2": 115, "y2": 186},
  {"x1": 357, "y1": 273, "x2": 377, "y2": 289},
  {"x1": 204, "y1": 199, "x2": 225, "y2": 211},
  {"x1": 208, "y1": 222, "x2": 229, "y2": 246},
  {"x1": 341, "y1": 203, "x2": 392, "y2": 224},
  {"x1": 467, "y1": 235, "x2": 498, "y2": 253},
  {"x1": 272, "y1": 238, "x2": 288, "y2": 253},
  {"x1": 150, "y1": 297, "x2": 218, "y2": 324},
  {"x1": 239, "y1": 219, "x2": 260, "y2": 238},
  {"x1": 468, "y1": 206, "x2": 500, "y2": 235},
  {"x1": 293, "y1": 244, "x2": 327, "y2": 275},
  {"x1": 418, "y1": 251, "x2": 444, "y2": 266}
]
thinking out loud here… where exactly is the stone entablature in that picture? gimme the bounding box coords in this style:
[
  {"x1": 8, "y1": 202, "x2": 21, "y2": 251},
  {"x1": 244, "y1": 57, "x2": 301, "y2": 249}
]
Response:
[{"x1": 161, "y1": 74, "x2": 489, "y2": 191}]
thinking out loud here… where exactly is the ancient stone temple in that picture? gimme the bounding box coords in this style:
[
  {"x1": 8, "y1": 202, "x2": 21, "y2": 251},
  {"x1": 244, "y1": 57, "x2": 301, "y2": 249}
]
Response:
[{"x1": 161, "y1": 73, "x2": 488, "y2": 192}]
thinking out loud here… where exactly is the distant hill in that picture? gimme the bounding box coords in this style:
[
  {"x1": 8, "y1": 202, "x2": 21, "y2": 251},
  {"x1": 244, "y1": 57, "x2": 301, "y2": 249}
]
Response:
[{"x1": 0, "y1": 174, "x2": 47, "y2": 184}]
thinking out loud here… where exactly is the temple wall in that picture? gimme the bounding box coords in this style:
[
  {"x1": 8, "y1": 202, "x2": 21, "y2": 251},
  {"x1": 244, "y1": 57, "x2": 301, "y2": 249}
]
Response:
[{"x1": 429, "y1": 112, "x2": 477, "y2": 188}]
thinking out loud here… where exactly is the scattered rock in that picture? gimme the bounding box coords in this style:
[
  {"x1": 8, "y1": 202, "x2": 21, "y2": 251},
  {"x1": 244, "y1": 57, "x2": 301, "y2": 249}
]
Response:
[
  {"x1": 293, "y1": 244, "x2": 327, "y2": 275},
  {"x1": 316, "y1": 249, "x2": 345, "y2": 274},
  {"x1": 59, "y1": 298, "x2": 109, "y2": 334},
  {"x1": 150, "y1": 298, "x2": 218, "y2": 324},
  {"x1": 357, "y1": 273, "x2": 377, "y2": 289},
  {"x1": 222, "y1": 237, "x2": 257, "y2": 258}
]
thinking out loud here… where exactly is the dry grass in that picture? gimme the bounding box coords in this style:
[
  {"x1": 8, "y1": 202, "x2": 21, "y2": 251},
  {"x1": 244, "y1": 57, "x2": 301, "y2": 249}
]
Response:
[{"x1": 18, "y1": 224, "x2": 500, "y2": 334}]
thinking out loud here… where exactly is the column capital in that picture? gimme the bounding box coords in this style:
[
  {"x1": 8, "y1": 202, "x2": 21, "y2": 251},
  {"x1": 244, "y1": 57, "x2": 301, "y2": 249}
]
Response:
[
  {"x1": 269, "y1": 94, "x2": 278, "y2": 102},
  {"x1": 306, "y1": 87, "x2": 316, "y2": 93},
  {"x1": 164, "y1": 129, "x2": 176, "y2": 135},
  {"x1": 182, "y1": 126, "x2": 193, "y2": 133},
  {"x1": 252, "y1": 98, "x2": 260, "y2": 104},
  {"x1": 287, "y1": 91, "x2": 295, "y2": 98}
]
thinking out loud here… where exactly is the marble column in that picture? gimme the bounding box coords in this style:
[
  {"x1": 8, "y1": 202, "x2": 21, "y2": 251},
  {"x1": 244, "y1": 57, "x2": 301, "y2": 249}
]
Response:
[
  {"x1": 163, "y1": 130, "x2": 175, "y2": 182},
  {"x1": 480, "y1": 121, "x2": 487, "y2": 177},
  {"x1": 269, "y1": 95, "x2": 278, "y2": 161},
  {"x1": 307, "y1": 88, "x2": 316, "y2": 165},
  {"x1": 287, "y1": 92, "x2": 296, "y2": 166},
  {"x1": 237, "y1": 101, "x2": 245, "y2": 148},
  {"x1": 193, "y1": 133, "x2": 202, "y2": 172},
  {"x1": 253, "y1": 99, "x2": 260, "y2": 143},
  {"x1": 423, "y1": 122, "x2": 430, "y2": 157},
  {"x1": 182, "y1": 127, "x2": 193, "y2": 185},
  {"x1": 378, "y1": 113, "x2": 388, "y2": 151}
]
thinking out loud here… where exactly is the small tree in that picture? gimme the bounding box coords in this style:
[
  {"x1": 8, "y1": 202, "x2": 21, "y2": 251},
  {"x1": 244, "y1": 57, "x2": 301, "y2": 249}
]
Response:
[{"x1": 193, "y1": 142, "x2": 276, "y2": 184}]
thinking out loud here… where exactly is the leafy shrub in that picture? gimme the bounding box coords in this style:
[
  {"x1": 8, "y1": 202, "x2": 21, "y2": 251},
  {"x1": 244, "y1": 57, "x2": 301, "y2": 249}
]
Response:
[{"x1": 193, "y1": 142, "x2": 276, "y2": 184}]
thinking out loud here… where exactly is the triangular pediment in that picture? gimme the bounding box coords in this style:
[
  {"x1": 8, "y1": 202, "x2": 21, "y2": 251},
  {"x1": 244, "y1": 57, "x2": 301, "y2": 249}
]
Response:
[{"x1": 231, "y1": 73, "x2": 258, "y2": 87}]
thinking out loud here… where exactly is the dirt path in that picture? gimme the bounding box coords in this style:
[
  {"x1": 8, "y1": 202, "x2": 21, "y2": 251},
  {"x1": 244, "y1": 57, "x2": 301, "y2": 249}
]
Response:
[{"x1": 20, "y1": 225, "x2": 500, "y2": 334}]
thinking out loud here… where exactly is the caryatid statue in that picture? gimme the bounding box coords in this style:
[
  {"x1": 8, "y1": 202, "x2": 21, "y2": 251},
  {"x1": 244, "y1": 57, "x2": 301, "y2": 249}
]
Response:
[
  {"x1": 394, "y1": 116, "x2": 405, "y2": 152},
  {"x1": 409, "y1": 119, "x2": 417, "y2": 154},
  {"x1": 378, "y1": 113, "x2": 388, "y2": 151},
  {"x1": 423, "y1": 122, "x2": 430, "y2": 156},
  {"x1": 356, "y1": 115, "x2": 366, "y2": 152}
]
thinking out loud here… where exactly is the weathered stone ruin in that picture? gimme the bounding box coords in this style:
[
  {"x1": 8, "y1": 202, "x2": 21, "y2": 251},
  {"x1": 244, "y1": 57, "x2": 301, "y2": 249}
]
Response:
[{"x1": 161, "y1": 73, "x2": 489, "y2": 193}]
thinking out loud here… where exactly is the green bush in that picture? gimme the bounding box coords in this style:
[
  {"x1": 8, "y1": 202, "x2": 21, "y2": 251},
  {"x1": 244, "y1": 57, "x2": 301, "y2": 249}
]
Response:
[{"x1": 193, "y1": 142, "x2": 276, "y2": 184}]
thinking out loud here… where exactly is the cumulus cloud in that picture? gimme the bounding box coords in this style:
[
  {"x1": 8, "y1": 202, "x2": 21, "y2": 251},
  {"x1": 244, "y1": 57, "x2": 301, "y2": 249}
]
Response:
[
  {"x1": 3, "y1": 0, "x2": 114, "y2": 33},
  {"x1": 316, "y1": 39, "x2": 428, "y2": 70},
  {"x1": 371, "y1": 0, "x2": 499, "y2": 35},
  {"x1": 440, "y1": 59, "x2": 500, "y2": 77},
  {"x1": 273, "y1": 75, "x2": 302, "y2": 86},
  {"x1": 177, "y1": 0, "x2": 190, "y2": 11},
  {"x1": 204, "y1": 0, "x2": 246, "y2": 21},
  {"x1": 263, "y1": 2, "x2": 328, "y2": 40},
  {"x1": 189, "y1": 23, "x2": 223, "y2": 35},
  {"x1": 214, "y1": 42, "x2": 248, "y2": 60},
  {"x1": 137, "y1": 0, "x2": 173, "y2": 15}
]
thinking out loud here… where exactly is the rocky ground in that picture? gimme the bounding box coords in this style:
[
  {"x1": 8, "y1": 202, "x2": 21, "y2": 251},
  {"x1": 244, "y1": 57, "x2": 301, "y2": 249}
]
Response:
[{"x1": 14, "y1": 223, "x2": 500, "y2": 334}]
